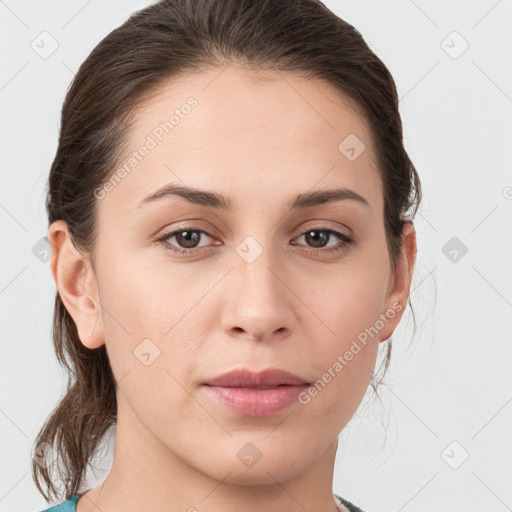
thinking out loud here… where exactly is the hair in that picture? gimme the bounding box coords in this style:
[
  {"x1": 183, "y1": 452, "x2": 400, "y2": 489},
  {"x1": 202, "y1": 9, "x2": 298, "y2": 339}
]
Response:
[{"x1": 34, "y1": 0, "x2": 422, "y2": 503}]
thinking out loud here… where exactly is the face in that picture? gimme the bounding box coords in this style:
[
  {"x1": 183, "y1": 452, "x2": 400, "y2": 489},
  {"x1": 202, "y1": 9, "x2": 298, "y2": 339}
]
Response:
[{"x1": 50, "y1": 64, "x2": 415, "y2": 486}]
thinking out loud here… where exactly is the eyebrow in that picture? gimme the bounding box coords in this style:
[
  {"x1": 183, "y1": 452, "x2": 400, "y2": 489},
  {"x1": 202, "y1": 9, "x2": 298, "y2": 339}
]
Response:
[{"x1": 137, "y1": 183, "x2": 370, "y2": 210}]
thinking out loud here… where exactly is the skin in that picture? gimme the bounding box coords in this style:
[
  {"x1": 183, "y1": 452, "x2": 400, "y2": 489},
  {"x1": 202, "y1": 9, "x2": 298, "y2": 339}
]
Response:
[{"x1": 48, "y1": 64, "x2": 416, "y2": 512}]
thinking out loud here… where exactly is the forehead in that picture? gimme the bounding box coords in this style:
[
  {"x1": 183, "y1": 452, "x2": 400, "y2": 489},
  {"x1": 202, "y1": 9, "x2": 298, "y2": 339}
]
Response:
[{"x1": 100, "y1": 64, "x2": 382, "y2": 215}]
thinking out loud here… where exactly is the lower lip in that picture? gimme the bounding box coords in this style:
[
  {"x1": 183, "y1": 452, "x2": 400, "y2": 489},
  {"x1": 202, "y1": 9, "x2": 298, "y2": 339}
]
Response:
[{"x1": 202, "y1": 384, "x2": 309, "y2": 417}]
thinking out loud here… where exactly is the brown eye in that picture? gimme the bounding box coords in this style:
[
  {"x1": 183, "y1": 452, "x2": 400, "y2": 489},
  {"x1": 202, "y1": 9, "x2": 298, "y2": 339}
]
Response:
[
  {"x1": 292, "y1": 227, "x2": 354, "y2": 254},
  {"x1": 157, "y1": 228, "x2": 217, "y2": 254}
]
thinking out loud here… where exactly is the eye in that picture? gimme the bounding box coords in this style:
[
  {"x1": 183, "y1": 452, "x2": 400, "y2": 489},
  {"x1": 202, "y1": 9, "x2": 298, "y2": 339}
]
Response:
[
  {"x1": 156, "y1": 225, "x2": 354, "y2": 256},
  {"x1": 291, "y1": 227, "x2": 354, "y2": 254},
  {"x1": 156, "y1": 227, "x2": 218, "y2": 254}
]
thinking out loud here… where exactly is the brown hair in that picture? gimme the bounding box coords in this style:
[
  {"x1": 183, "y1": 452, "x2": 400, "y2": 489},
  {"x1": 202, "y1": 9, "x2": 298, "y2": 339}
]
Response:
[{"x1": 34, "y1": 0, "x2": 422, "y2": 503}]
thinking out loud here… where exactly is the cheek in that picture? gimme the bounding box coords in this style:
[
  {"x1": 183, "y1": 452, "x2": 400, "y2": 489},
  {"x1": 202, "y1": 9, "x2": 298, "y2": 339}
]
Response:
[
  {"x1": 307, "y1": 255, "x2": 389, "y2": 342},
  {"x1": 98, "y1": 246, "x2": 201, "y2": 336},
  {"x1": 295, "y1": 259, "x2": 388, "y2": 418},
  {"x1": 298, "y1": 295, "x2": 380, "y2": 429},
  {"x1": 97, "y1": 251, "x2": 212, "y2": 382},
  {"x1": 97, "y1": 258, "x2": 205, "y2": 428}
]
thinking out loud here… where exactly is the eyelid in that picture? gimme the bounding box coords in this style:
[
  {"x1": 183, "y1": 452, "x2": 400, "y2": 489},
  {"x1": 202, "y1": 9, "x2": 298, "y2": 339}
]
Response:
[
  {"x1": 156, "y1": 225, "x2": 217, "y2": 245},
  {"x1": 155, "y1": 220, "x2": 218, "y2": 240},
  {"x1": 297, "y1": 220, "x2": 353, "y2": 239}
]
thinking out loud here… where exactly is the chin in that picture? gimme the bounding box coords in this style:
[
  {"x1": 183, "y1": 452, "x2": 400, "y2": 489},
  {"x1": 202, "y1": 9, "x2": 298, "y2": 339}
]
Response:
[
  {"x1": 214, "y1": 463, "x2": 307, "y2": 487},
  {"x1": 195, "y1": 443, "x2": 313, "y2": 486}
]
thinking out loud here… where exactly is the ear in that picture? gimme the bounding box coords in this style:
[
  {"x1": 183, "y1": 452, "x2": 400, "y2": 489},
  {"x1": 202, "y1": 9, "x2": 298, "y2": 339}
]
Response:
[
  {"x1": 48, "y1": 220, "x2": 105, "y2": 349},
  {"x1": 378, "y1": 220, "x2": 417, "y2": 342}
]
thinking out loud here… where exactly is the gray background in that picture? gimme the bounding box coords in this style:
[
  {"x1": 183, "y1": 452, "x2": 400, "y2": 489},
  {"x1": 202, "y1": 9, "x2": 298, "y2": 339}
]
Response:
[{"x1": 1, "y1": 1, "x2": 511, "y2": 511}]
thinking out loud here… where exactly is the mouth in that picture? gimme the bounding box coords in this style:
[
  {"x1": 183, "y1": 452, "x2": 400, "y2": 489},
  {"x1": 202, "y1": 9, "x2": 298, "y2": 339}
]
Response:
[{"x1": 201, "y1": 367, "x2": 311, "y2": 417}]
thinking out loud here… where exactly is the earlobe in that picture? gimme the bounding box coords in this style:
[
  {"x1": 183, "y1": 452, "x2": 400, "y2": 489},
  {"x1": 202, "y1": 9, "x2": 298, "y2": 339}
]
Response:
[
  {"x1": 48, "y1": 220, "x2": 105, "y2": 350},
  {"x1": 379, "y1": 220, "x2": 417, "y2": 342}
]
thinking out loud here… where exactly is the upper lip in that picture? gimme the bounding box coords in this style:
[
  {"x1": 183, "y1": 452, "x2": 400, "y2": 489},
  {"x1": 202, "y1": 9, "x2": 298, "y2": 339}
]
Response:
[{"x1": 204, "y1": 368, "x2": 309, "y2": 388}]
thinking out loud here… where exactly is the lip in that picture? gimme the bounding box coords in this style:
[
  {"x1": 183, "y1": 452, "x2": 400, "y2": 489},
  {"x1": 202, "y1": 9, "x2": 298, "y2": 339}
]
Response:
[
  {"x1": 203, "y1": 367, "x2": 309, "y2": 387},
  {"x1": 202, "y1": 368, "x2": 310, "y2": 417}
]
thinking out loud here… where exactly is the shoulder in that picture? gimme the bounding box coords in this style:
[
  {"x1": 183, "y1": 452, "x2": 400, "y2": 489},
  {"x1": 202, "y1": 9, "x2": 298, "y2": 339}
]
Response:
[
  {"x1": 335, "y1": 493, "x2": 368, "y2": 512},
  {"x1": 37, "y1": 493, "x2": 81, "y2": 512}
]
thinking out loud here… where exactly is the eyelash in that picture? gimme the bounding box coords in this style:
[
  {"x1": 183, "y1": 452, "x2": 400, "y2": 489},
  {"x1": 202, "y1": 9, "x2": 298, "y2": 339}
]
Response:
[{"x1": 156, "y1": 226, "x2": 354, "y2": 256}]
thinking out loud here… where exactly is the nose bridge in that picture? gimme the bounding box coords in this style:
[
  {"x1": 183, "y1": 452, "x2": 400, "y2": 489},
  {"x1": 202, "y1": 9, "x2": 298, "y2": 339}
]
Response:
[
  {"x1": 234, "y1": 233, "x2": 284, "y2": 307},
  {"x1": 221, "y1": 231, "x2": 294, "y2": 340}
]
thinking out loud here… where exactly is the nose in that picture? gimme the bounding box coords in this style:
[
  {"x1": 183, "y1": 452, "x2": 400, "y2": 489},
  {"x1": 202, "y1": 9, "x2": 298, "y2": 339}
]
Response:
[{"x1": 220, "y1": 240, "x2": 295, "y2": 343}]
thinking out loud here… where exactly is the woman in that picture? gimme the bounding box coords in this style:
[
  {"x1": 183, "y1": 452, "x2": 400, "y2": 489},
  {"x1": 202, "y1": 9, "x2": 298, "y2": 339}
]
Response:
[{"x1": 34, "y1": 0, "x2": 420, "y2": 510}]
